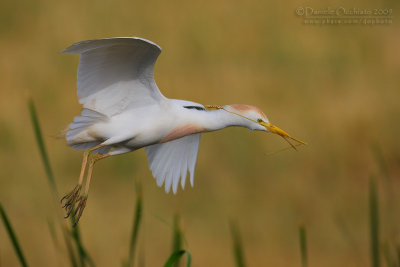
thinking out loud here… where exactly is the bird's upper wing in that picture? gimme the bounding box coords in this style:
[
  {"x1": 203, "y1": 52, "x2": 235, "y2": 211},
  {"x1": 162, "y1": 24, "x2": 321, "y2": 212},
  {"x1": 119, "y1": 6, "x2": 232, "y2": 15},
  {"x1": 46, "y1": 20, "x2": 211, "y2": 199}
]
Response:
[
  {"x1": 145, "y1": 134, "x2": 201, "y2": 194},
  {"x1": 62, "y1": 37, "x2": 166, "y2": 116}
]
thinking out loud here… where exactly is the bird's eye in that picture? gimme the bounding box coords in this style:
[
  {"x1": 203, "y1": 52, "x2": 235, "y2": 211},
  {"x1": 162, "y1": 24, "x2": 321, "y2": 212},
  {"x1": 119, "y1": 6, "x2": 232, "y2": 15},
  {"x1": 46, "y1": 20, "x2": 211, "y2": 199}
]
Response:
[{"x1": 257, "y1": 119, "x2": 263, "y2": 123}]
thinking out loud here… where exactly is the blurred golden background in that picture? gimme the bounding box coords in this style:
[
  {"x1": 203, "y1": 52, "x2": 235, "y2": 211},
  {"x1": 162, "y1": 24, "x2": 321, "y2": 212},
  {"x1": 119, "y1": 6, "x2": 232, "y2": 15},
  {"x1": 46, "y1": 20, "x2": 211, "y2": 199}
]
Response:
[{"x1": 0, "y1": 0, "x2": 399, "y2": 266}]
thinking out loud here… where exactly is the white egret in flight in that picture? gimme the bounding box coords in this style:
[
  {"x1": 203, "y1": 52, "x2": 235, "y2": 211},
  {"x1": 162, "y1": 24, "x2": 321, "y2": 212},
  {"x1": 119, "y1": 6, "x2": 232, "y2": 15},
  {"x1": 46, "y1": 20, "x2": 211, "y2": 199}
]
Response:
[{"x1": 60, "y1": 37, "x2": 306, "y2": 224}]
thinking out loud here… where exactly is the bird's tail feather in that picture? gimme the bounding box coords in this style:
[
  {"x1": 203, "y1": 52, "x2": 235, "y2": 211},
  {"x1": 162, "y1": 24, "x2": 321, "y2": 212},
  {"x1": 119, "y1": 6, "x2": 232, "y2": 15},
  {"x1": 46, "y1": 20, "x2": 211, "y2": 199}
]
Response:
[{"x1": 66, "y1": 108, "x2": 108, "y2": 151}]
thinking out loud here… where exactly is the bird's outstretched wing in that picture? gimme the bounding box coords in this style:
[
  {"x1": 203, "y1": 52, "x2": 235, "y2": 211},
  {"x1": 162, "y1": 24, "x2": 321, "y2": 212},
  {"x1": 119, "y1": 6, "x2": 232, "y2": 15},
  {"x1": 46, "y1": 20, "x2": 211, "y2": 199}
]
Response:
[
  {"x1": 145, "y1": 134, "x2": 201, "y2": 194},
  {"x1": 62, "y1": 37, "x2": 166, "y2": 116}
]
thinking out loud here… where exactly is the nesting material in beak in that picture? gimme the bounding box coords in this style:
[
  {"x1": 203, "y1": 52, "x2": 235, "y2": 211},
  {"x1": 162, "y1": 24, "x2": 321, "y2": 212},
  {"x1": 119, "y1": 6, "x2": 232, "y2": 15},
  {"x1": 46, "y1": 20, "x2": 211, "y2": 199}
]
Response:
[{"x1": 259, "y1": 122, "x2": 307, "y2": 150}]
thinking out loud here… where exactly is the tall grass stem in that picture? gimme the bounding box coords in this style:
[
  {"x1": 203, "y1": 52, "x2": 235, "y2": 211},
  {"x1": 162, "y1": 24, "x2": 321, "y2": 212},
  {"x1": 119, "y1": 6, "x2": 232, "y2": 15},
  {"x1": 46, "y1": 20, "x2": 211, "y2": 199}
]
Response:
[
  {"x1": 163, "y1": 250, "x2": 192, "y2": 267},
  {"x1": 127, "y1": 184, "x2": 143, "y2": 267},
  {"x1": 230, "y1": 221, "x2": 246, "y2": 267},
  {"x1": 28, "y1": 98, "x2": 58, "y2": 196},
  {"x1": 299, "y1": 224, "x2": 308, "y2": 267},
  {"x1": 369, "y1": 177, "x2": 380, "y2": 267},
  {"x1": 0, "y1": 203, "x2": 29, "y2": 267},
  {"x1": 172, "y1": 214, "x2": 182, "y2": 267}
]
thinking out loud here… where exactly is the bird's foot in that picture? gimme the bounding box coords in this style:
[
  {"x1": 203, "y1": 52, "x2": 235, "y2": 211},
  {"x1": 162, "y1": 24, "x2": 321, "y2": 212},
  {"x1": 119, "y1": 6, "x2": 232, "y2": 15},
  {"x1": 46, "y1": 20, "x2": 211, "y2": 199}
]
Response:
[
  {"x1": 61, "y1": 185, "x2": 81, "y2": 219},
  {"x1": 73, "y1": 195, "x2": 88, "y2": 227}
]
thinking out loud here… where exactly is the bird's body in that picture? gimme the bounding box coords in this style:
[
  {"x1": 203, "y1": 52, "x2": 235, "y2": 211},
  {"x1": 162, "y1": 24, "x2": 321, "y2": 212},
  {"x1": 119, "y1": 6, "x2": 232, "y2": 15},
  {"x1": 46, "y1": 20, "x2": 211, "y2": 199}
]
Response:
[
  {"x1": 68, "y1": 100, "x2": 266, "y2": 153},
  {"x1": 60, "y1": 37, "x2": 305, "y2": 224}
]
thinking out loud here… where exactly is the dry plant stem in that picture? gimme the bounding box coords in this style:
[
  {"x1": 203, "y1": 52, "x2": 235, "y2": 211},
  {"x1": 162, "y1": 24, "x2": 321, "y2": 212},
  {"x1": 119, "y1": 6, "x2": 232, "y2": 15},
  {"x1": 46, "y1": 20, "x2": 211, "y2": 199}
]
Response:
[{"x1": 283, "y1": 137, "x2": 296, "y2": 150}]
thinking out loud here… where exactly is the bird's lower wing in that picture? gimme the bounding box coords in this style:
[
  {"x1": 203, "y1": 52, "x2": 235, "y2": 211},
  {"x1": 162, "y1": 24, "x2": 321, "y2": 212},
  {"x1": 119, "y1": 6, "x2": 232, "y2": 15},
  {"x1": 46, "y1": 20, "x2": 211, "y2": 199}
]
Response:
[{"x1": 145, "y1": 134, "x2": 201, "y2": 194}]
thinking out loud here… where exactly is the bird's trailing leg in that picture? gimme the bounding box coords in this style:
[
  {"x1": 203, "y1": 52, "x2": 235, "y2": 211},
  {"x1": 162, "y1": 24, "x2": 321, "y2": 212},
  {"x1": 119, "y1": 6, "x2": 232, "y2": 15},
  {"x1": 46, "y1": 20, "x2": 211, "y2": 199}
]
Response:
[
  {"x1": 60, "y1": 144, "x2": 105, "y2": 222},
  {"x1": 60, "y1": 149, "x2": 90, "y2": 218},
  {"x1": 61, "y1": 184, "x2": 81, "y2": 218},
  {"x1": 72, "y1": 152, "x2": 109, "y2": 226}
]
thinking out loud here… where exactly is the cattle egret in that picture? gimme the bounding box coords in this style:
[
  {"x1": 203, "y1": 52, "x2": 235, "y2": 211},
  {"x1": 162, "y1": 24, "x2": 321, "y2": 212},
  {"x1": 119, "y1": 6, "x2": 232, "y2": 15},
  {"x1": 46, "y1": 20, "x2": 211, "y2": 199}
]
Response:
[{"x1": 60, "y1": 37, "x2": 306, "y2": 224}]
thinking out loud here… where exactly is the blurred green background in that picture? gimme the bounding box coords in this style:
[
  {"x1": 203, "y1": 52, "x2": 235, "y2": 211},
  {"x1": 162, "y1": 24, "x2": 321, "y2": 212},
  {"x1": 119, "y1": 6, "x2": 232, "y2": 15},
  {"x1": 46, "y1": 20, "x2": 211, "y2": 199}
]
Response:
[{"x1": 0, "y1": 0, "x2": 399, "y2": 266}]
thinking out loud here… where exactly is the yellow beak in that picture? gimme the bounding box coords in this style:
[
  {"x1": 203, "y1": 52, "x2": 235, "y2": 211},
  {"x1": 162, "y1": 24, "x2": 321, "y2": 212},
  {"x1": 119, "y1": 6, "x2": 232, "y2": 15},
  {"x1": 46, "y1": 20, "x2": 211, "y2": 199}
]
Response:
[{"x1": 260, "y1": 121, "x2": 307, "y2": 150}]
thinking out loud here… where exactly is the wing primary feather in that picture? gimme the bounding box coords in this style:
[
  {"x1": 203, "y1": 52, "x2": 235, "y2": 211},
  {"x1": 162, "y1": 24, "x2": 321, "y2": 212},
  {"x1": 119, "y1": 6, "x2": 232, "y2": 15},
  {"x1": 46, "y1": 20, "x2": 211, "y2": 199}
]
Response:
[
  {"x1": 189, "y1": 136, "x2": 200, "y2": 187},
  {"x1": 179, "y1": 142, "x2": 189, "y2": 190},
  {"x1": 151, "y1": 145, "x2": 174, "y2": 187},
  {"x1": 145, "y1": 134, "x2": 201, "y2": 194},
  {"x1": 164, "y1": 171, "x2": 173, "y2": 193},
  {"x1": 156, "y1": 174, "x2": 164, "y2": 187},
  {"x1": 159, "y1": 146, "x2": 177, "y2": 191},
  {"x1": 172, "y1": 146, "x2": 185, "y2": 194}
]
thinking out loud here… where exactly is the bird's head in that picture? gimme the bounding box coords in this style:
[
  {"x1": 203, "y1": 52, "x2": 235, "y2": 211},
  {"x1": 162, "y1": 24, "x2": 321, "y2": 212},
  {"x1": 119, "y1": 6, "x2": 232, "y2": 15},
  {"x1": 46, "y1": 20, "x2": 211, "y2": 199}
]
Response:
[{"x1": 207, "y1": 104, "x2": 307, "y2": 150}]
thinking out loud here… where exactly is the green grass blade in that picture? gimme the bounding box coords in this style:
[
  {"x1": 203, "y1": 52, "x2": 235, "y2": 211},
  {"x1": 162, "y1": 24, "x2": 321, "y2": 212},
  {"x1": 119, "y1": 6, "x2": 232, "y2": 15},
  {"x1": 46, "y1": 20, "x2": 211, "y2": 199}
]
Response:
[
  {"x1": 28, "y1": 98, "x2": 58, "y2": 196},
  {"x1": 171, "y1": 214, "x2": 182, "y2": 267},
  {"x1": 29, "y1": 99, "x2": 89, "y2": 267},
  {"x1": 369, "y1": 177, "x2": 380, "y2": 267},
  {"x1": 126, "y1": 184, "x2": 143, "y2": 267},
  {"x1": 397, "y1": 245, "x2": 400, "y2": 267},
  {"x1": 48, "y1": 219, "x2": 59, "y2": 249},
  {"x1": 0, "y1": 203, "x2": 28, "y2": 267},
  {"x1": 370, "y1": 143, "x2": 389, "y2": 180},
  {"x1": 163, "y1": 250, "x2": 191, "y2": 267},
  {"x1": 70, "y1": 222, "x2": 95, "y2": 267},
  {"x1": 62, "y1": 227, "x2": 78, "y2": 267},
  {"x1": 185, "y1": 251, "x2": 192, "y2": 267},
  {"x1": 299, "y1": 224, "x2": 308, "y2": 267},
  {"x1": 382, "y1": 243, "x2": 395, "y2": 267},
  {"x1": 230, "y1": 221, "x2": 246, "y2": 267}
]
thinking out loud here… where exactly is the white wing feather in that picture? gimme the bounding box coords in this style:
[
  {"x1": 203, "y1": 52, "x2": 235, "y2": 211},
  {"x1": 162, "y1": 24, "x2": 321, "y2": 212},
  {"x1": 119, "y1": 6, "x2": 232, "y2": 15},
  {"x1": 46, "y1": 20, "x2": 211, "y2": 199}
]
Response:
[
  {"x1": 62, "y1": 37, "x2": 166, "y2": 116},
  {"x1": 145, "y1": 134, "x2": 201, "y2": 194}
]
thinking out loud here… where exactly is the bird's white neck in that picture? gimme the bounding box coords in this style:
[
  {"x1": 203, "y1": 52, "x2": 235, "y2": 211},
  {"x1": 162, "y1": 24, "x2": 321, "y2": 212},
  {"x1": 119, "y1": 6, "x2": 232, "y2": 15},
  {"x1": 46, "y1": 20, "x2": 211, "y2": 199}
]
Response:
[{"x1": 187, "y1": 109, "x2": 251, "y2": 132}]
